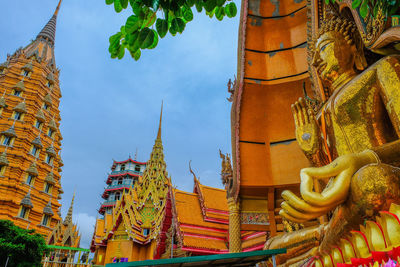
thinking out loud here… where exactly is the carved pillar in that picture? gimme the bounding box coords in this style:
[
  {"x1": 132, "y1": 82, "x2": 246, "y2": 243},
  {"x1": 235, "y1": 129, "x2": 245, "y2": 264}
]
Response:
[{"x1": 228, "y1": 197, "x2": 241, "y2": 253}]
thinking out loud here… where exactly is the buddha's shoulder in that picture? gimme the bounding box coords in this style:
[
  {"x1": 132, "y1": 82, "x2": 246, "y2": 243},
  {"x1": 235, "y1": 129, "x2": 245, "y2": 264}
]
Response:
[{"x1": 372, "y1": 55, "x2": 400, "y2": 70}]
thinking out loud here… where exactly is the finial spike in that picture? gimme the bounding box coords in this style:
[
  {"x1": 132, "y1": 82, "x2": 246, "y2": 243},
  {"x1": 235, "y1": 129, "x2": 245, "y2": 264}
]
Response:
[
  {"x1": 54, "y1": 0, "x2": 63, "y2": 16},
  {"x1": 157, "y1": 101, "x2": 163, "y2": 139},
  {"x1": 135, "y1": 148, "x2": 138, "y2": 160}
]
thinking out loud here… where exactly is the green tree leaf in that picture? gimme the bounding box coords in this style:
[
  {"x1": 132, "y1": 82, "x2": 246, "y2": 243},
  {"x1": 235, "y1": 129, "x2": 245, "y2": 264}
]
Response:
[
  {"x1": 351, "y1": 0, "x2": 362, "y2": 9},
  {"x1": 118, "y1": 46, "x2": 125, "y2": 59},
  {"x1": 114, "y1": 0, "x2": 123, "y2": 12},
  {"x1": 171, "y1": 18, "x2": 185, "y2": 33},
  {"x1": 156, "y1": 18, "x2": 168, "y2": 38},
  {"x1": 131, "y1": 1, "x2": 142, "y2": 15},
  {"x1": 106, "y1": 0, "x2": 114, "y2": 5},
  {"x1": 169, "y1": 20, "x2": 178, "y2": 35},
  {"x1": 133, "y1": 49, "x2": 141, "y2": 60},
  {"x1": 216, "y1": 0, "x2": 225, "y2": 7},
  {"x1": 125, "y1": 15, "x2": 141, "y2": 34},
  {"x1": 177, "y1": 0, "x2": 185, "y2": 7},
  {"x1": 186, "y1": 0, "x2": 195, "y2": 7},
  {"x1": 148, "y1": 29, "x2": 159, "y2": 49},
  {"x1": 183, "y1": 5, "x2": 194, "y2": 21},
  {"x1": 195, "y1": 0, "x2": 203, "y2": 12},
  {"x1": 109, "y1": 32, "x2": 122, "y2": 44},
  {"x1": 204, "y1": 0, "x2": 217, "y2": 12},
  {"x1": 121, "y1": 0, "x2": 129, "y2": 9},
  {"x1": 144, "y1": 12, "x2": 157, "y2": 27},
  {"x1": 127, "y1": 31, "x2": 140, "y2": 46},
  {"x1": 138, "y1": 27, "x2": 155, "y2": 48},
  {"x1": 360, "y1": 0, "x2": 369, "y2": 18},
  {"x1": 215, "y1": 6, "x2": 224, "y2": 21},
  {"x1": 225, "y1": 2, "x2": 237, "y2": 18}
]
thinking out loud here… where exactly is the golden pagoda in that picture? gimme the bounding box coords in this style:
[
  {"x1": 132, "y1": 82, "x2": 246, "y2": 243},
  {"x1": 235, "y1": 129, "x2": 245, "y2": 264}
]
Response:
[
  {"x1": 0, "y1": 0, "x2": 64, "y2": 236},
  {"x1": 91, "y1": 107, "x2": 268, "y2": 265},
  {"x1": 92, "y1": 105, "x2": 171, "y2": 264}
]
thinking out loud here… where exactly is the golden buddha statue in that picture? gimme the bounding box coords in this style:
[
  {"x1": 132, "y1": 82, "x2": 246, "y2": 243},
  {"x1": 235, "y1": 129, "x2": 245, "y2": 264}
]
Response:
[{"x1": 265, "y1": 14, "x2": 400, "y2": 263}]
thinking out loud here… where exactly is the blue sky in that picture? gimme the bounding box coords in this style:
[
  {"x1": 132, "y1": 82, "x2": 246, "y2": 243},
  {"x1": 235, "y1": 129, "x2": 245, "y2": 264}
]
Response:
[{"x1": 0, "y1": 0, "x2": 239, "y2": 248}]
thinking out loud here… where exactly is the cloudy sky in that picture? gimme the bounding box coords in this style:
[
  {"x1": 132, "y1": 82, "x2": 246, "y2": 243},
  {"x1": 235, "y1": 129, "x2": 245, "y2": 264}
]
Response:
[{"x1": 0, "y1": 1, "x2": 239, "y2": 248}]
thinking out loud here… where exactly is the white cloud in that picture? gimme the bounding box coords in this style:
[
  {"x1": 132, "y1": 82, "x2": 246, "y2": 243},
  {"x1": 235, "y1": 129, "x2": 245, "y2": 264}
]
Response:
[{"x1": 74, "y1": 212, "x2": 97, "y2": 249}]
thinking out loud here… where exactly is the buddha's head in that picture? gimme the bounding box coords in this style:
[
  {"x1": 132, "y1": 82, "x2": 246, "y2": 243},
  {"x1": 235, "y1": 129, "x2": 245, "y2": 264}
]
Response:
[{"x1": 311, "y1": 16, "x2": 367, "y2": 89}]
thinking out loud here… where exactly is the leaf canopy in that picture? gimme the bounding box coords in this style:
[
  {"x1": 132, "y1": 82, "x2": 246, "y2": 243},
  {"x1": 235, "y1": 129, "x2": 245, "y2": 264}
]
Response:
[{"x1": 105, "y1": 0, "x2": 238, "y2": 60}]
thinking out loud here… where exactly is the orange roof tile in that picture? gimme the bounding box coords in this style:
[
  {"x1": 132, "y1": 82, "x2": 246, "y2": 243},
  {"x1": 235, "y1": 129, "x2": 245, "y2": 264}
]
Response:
[
  {"x1": 174, "y1": 190, "x2": 227, "y2": 231},
  {"x1": 199, "y1": 185, "x2": 228, "y2": 212},
  {"x1": 182, "y1": 235, "x2": 228, "y2": 251}
]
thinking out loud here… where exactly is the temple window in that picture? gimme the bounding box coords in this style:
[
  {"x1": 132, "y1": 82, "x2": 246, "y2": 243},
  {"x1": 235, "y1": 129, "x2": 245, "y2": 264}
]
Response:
[
  {"x1": 30, "y1": 145, "x2": 40, "y2": 157},
  {"x1": 35, "y1": 120, "x2": 43, "y2": 130},
  {"x1": 12, "y1": 111, "x2": 23, "y2": 121},
  {"x1": 46, "y1": 81, "x2": 53, "y2": 88},
  {"x1": 117, "y1": 178, "x2": 122, "y2": 185},
  {"x1": 115, "y1": 192, "x2": 121, "y2": 200},
  {"x1": 47, "y1": 128, "x2": 55, "y2": 138},
  {"x1": 26, "y1": 173, "x2": 35, "y2": 185},
  {"x1": 135, "y1": 165, "x2": 140, "y2": 172},
  {"x1": 18, "y1": 206, "x2": 29, "y2": 219},
  {"x1": 21, "y1": 70, "x2": 31, "y2": 77},
  {"x1": 12, "y1": 89, "x2": 22, "y2": 97},
  {"x1": 121, "y1": 164, "x2": 125, "y2": 171},
  {"x1": 2, "y1": 136, "x2": 14, "y2": 146},
  {"x1": 41, "y1": 214, "x2": 50, "y2": 226},
  {"x1": 43, "y1": 103, "x2": 49, "y2": 111},
  {"x1": 45, "y1": 154, "x2": 54, "y2": 165},
  {"x1": 143, "y1": 229, "x2": 150, "y2": 236},
  {"x1": 44, "y1": 182, "x2": 52, "y2": 194},
  {"x1": 0, "y1": 165, "x2": 6, "y2": 176}
]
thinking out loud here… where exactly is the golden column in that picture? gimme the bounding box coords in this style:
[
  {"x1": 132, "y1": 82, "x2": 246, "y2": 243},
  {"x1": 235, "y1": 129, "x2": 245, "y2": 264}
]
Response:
[{"x1": 228, "y1": 197, "x2": 241, "y2": 253}]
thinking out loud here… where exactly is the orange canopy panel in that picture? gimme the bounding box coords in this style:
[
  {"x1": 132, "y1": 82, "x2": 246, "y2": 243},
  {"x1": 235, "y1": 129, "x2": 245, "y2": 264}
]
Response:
[
  {"x1": 239, "y1": 79, "x2": 310, "y2": 143},
  {"x1": 244, "y1": 46, "x2": 307, "y2": 82},
  {"x1": 248, "y1": 0, "x2": 306, "y2": 18},
  {"x1": 246, "y1": 8, "x2": 307, "y2": 53},
  {"x1": 269, "y1": 140, "x2": 309, "y2": 186},
  {"x1": 237, "y1": 0, "x2": 309, "y2": 193}
]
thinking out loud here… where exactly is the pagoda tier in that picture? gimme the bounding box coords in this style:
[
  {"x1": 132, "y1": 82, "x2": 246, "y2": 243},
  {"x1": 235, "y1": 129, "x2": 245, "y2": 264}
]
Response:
[
  {"x1": 0, "y1": 0, "x2": 64, "y2": 237},
  {"x1": 99, "y1": 158, "x2": 146, "y2": 215}
]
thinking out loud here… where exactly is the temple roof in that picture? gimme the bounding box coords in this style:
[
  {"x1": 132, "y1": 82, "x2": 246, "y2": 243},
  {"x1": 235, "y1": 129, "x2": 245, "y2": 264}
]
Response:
[{"x1": 47, "y1": 194, "x2": 81, "y2": 247}]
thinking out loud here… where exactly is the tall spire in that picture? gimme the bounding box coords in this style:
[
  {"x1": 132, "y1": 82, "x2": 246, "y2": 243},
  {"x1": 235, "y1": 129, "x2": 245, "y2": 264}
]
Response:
[
  {"x1": 54, "y1": 0, "x2": 63, "y2": 16},
  {"x1": 157, "y1": 101, "x2": 163, "y2": 140},
  {"x1": 63, "y1": 191, "x2": 75, "y2": 225},
  {"x1": 36, "y1": 0, "x2": 62, "y2": 46}
]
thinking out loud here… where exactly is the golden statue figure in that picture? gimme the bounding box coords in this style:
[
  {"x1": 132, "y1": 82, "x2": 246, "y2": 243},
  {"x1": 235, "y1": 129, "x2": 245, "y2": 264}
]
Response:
[{"x1": 265, "y1": 13, "x2": 400, "y2": 264}]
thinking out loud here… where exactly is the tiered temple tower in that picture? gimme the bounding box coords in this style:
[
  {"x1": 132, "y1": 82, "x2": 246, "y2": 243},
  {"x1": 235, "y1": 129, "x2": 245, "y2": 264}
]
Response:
[
  {"x1": 99, "y1": 158, "x2": 146, "y2": 215},
  {"x1": 0, "y1": 1, "x2": 64, "y2": 236},
  {"x1": 91, "y1": 106, "x2": 171, "y2": 264}
]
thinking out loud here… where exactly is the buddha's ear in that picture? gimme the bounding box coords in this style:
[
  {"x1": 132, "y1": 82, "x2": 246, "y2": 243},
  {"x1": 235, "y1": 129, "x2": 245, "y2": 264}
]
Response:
[
  {"x1": 354, "y1": 39, "x2": 367, "y2": 71},
  {"x1": 355, "y1": 52, "x2": 367, "y2": 71}
]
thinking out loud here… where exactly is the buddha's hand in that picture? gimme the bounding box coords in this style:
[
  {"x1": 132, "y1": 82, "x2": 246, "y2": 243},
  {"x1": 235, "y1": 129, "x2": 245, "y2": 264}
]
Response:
[
  {"x1": 279, "y1": 150, "x2": 380, "y2": 223},
  {"x1": 292, "y1": 97, "x2": 320, "y2": 156}
]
